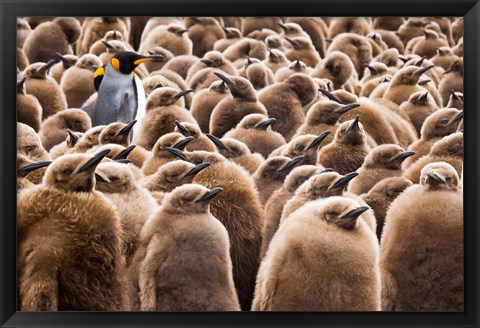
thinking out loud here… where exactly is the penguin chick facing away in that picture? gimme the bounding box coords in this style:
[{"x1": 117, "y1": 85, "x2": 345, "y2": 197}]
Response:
[
  {"x1": 404, "y1": 132, "x2": 463, "y2": 184},
  {"x1": 439, "y1": 58, "x2": 464, "y2": 107},
  {"x1": 318, "y1": 116, "x2": 371, "y2": 175},
  {"x1": 206, "y1": 135, "x2": 264, "y2": 174},
  {"x1": 260, "y1": 165, "x2": 324, "y2": 258},
  {"x1": 174, "y1": 121, "x2": 217, "y2": 152},
  {"x1": 95, "y1": 162, "x2": 158, "y2": 266},
  {"x1": 381, "y1": 162, "x2": 463, "y2": 311},
  {"x1": 135, "y1": 87, "x2": 196, "y2": 151},
  {"x1": 167, "y1": 148, "x2": 264, "y2": 311},
  {"x1": 17, "y1": 150, "x2": 128, "y2": 311},
  {"x1": 39, "y1": 108, "x2": 92, "y2": 151},
  {"x1": 259, "y1": 73, "x2": 318, "y2": 141},
  {"x1": 253, "y1": 155, "x2": 305, "y2": 206},
  {"x1": 136, "y1": 184, "x2": 240, "y2": 311},
  {"x1": 252, "y1": 196, "x2": 380, "y2": 311},
  {"x1": 362, "y1": 177, "x2": 413, "y2": 241},
  {"x1": 50, "y1": 53, "x2": 78, "y2": 84},
  {"x1": 224, "y1": 114, "x2": 286, "y2": 158},
  {"x1": 190, "y1": 80, "x2": 229, "y2": 133},
  {"x1": 348, "y1": 144, "x2": 415, "y2": 195},
  {"x1": 16, "y1": 77, "x2": 42, "y2": 132},
  {"x1": 209, "y1": 73, "x2": 268, "y2": 138},
  {"x1": 23, "y1": 60, "x2": 68, "y2": 119}
]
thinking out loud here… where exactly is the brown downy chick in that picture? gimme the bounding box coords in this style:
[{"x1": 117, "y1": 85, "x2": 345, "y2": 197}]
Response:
[
  {"x1": 38, "y1": 108, "x2": 91, "y2": 151},
  {"x1": 327, "y1": 17, "x2": 372, "y2": 39},
  {"x1": 280, "y1": 132, "x2": 331, "y2": 165},
  {"x1": 362, "y1": 177, "x2": 413, "y2": 241},
  {"x1": 286, "y1": 17, "x2": 328, "y2": 58},
  {"x1": 274, "y1": 58, "x2": 309, "y2": 82},
  {"x1": 17, "y1": 150, "x2": 128, "y2": 311},
  {"x1": 397, "y1": 18, "x2": 427, "y2": 45},
  {"x1": 374, "y1": 17, "x2": 406, "y2": 31},
  {"x1": 23, "y1": 60, "x2": 68, "y2": 119},
  {"x1": 141, "y1": 132, "x2": 194, "y2": 176},
  {"x1": 17, "y1": 123, "x2": 50, "y2": 185},
  {"x1": 161, "y1": 54, "x2": 200, "y2": 80},
  {"x1": 139, "y1": 17, "x2": 183, "y2": 44},
  {"x1": 431, "y1": 47, "x2": 459, "y2": 71},
  {"x1": 88, "y1": 29, "x2": 126, "y2": 56},
  {"x1": 452, "y1": 37, "x2": 463, "y2": 57},
  {"x1": 284, "y1": 36, "x2": 320, "y2": 68},
  {"x1": 403, "y1": 108, "x2": 463, "y2": 168},
  {"x1": 49, "y1": 130, "x2": 83, "y2": 159},
  {"x1": 23, "y1": 17, "x2": 81, "y2": 63},
  {"x1": 135, "y1": 88, "x2": 197, "y2": 151},
  {"x1": 411, "y1": 29, "x2": 449, "y2": 58},
  {"x1": 206, "y1": 135, "x2": 265, "y2": 174},
  {"x1": 239, "y1": 57, "x2": 275, "y2": 90},
  {"x1": 241, "y1": 17, "x2": 283, "y2": 36},
  {"x1": 259, "y1": 73, "x2": 317, "y2": 141},
  {"x1": 447, "y1": 91, "x2": 464, "y2": 110},
  {"x1": 190, "y1": 81, "x2": 230, "y2": 133},
  {"x1": 135, "y1": 184, "x2": 240, "y2": 311},
  {"x1": 166, "y1": 148, "x2": 263, "y2": 311},
  {"x1": 16, "y1": 157, "x2": 51, "y2": 191},
  {"x1": 98, "y1": 120, "x2": 137, "y2": 147},
  {"x1": 139, "y1": 23, "x2": 192, "y2": 56},
  {"x1": 17, "y1": 17, "x2": 32, "y2": 49},
  {"x1": 141, "y1": 46, "x2": 175, "y2": 73},
  {"x1": 213, "y1": 27, "x2": 242, "y2": 52},
  {"x1": 76, "y1": 17, "x2": 129, "y2": 55},
  {"x1": 223, "y1": 38, "x2": 268, "y2": 63},
  {"x1": 327, "y1": 33, "x2": 373, "y2": 79},
  {"x1": 50, "y1": 53, "x2": 78, "y2": 83},
  {"x1": 187, "y1": 51, "x2": 238, "y2": 90},
  {"x1": 174, "y1": 121, "x2": 216, "y2": 152},
  {"x1": 264, "y1": 49, "x2": 289, "y2": 74},
  {"x1": 17, "y1": 47, "x2": 29, "y2": 72},
  {"x1": 404, "y1": 132, "x2": 463, "y2": 184},
  {"x1": 252, "y1": 196, "x2": 379, "y2": 311},
  {"x1": 260, "y1": 165, "x2": 324, "y2": 258},
  {"x1": 439, "y1": 58, "x2": 464, "y2": 106},
  {"x1": 61, "y1": 54, "x2": 102, "y2": 108},
  {"x1": 399, "y1": 91, "x2": 439, "y2": 134},
  {"x1": 67, "y1": 125, "x2": 106, "y2": 154},
  {"x1": 265, "y1": 35, "x2": 286, "y2": 51},
  {"x1": 253, "y1": 155, "x2": 305, "y2": 205},
  {"x1": 277, "y1": 22, "x2": 310, "y2": 39},
  {"x1": 224, "y1": 114, "x2": 286, "y2": 158},
  {"x1": 16, "y1": 77, "x2": 42, "y2": 132},
  {"x1": 209, "y1": 73, "x2": 268, "y2": 137},
  {"x1": 360, "y1": 62, "x2": 391, "y2": 83},
  {"x1": 312, "y1": 51, "x2": 355, "y2": 89},
  {"x1": 95, "y1": 161, "x2": 158, "y2": 266},
  {"x1": 246, "y1": 28, "x2": 277, "y2": 42},
  {"x1": 381, "y1": 162, "x2": 463, "y2": 311},
  {"x1": 451, "y1": 17, "x2": 463, "y2": 44},
  {"x1": 318, "y1": 116, "x2": 371, "y2": 175},
  {"x1": 184, "y1": 17, "x2": 226, "y2": 57},
  {"x1": 367, "y1": 32, "x2": 388, "y2": 57},
  {"x1": 348, "y1": 144, "x2": 415, "y2": 195}
]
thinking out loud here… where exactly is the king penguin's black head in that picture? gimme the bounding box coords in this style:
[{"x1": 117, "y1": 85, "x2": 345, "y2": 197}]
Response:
[{"x1": 110, "y1": 51, "x2": 164, "y2": 74}]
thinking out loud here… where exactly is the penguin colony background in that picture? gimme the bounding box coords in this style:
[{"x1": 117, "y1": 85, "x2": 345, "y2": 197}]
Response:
[{"x1": 17, "y1": 16, "x2": 464, "y2": 311}]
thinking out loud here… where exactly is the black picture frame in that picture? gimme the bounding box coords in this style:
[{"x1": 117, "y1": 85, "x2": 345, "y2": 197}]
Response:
[{"x1": 1, "y1": 0, "x2": 479, "y2": 327}]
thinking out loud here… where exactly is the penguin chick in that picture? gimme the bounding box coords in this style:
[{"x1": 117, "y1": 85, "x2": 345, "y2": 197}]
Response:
[
  {"x1": 403, "y1": 108, "x2": 463, "y2": 168},
  {"x1": 190, "y1": 80, "x2": 230, "y2": 133},
  {"x1": 253, "y1": 155, "x2": 305, "y2": 205},
  {"x1": 452, "y1": 37, "x2": 463, "y2": 57},
  {"x1": 381, "y1": 162, "x2": 463, "y2": 311},
  {"x1": 184, "y1": 17, "x2": 226, "y2": 57},
  {"x1": 16, "y1": 157, "x2": 51, "y2": 191},
  {"x1": 140, "y1": 46, "x2": 175, "y2": 73},
  {"x1": 447, "y1": 91, "x2": 464, "y2": 110},
  {"x1": 23, "y1": 61, "x2": 68, "y2": 119},
  {"x1": 50, "y1": 53, "x2": 78, "y2": 83},
  {"x1": 136, "y1": 184, "x2": 240, "y2": 311},
  {"x1": 397, "y1": 17, "x2": 427, "y2": 45},
  {"x1": 209, "y1": 73, "x2": 268, "y2": 137},
  {"x1": 286, "y1": 17, "x2": 328, "y2": 58},
  {"x1": 328, "y1": 17, "x2": 372, "y2": 39},
  {"x1": 49, "y1": 130, "x2": 83, "y2": 159},
  {"x1": 17, "y1": 122, "x2": 49, "y2": 163},
  {"x1": 348, "y1": 144, "x2": 415, "y2": 195},
  {"x1": 224, "y1": 114, "x2": 286, "y2": 158},
  {"x1": 274, "y1": 58, "x2": 309, "y2": 82},
  {"x1": 16, "y1": 77, "x2": 42, "y2": 132},
  {"x1": 17, "y1": 17, "x2": 32, "y2": 49},
  {"x1": 223, "y1": 38, "x2": 268, "y2": 63},
  {"x1": 439, "y1": 58, "x2": 464, "y2": 106},
  {"x1": 399, "y1": 91, "x2": 439, "y2": 135},
  {"x1": 362, "y1": 177, "x2": 413, "y2": 241},
  {"x1": 61, "y1": 54, "x2": 102, "y2": 108},
  {"x1": 404, "y1": 132, "x2": 463, "y2": 184},
  {"x1": 141, "y1": 132, "x2": 194, "y2": 176},
  {"x1": 174, "y1": 121, "x2": 217, "y2": 152},
  {"x1": 412, "y1": 29, "x2": 449, "y2": 59},
  {"x1": 213, "y1": 27, "x2": 242, "y2": 52},
  {"x1": 135, "y1": 88, "x2": 197, "y2": 151},
  {"x1": 99, "y1": 120, "x2": 137, "y2": 147},
  {"x1": 260, "y1": 165, "x2": 324, "y2": 258},
  {"x1": 88, "y1": 29, "x2": 126, "y2": 56},
  {"x1": 327, "y1": 33, "x2": 373, "y2": 79},
  {"x1": 246, "y1": 28, "x2": 277, "y2": 42},
  {"x1": 94, "y1": 161, "x2": 157, "y2": 266},
  {"x1": 206, "y1": 135, "x2": 265, "y2": 174},
  {"x1": 167, "y1": 149, "x2": 263, "y2": 311},
  {"x1": 367, "y1": 32, "x2": 388, "y2": 57},
  {"x1": 431, "y1": 47, "x2": 459, "y2": 71},
  {"x1": 76, "y1": 17, "x2": 129, "y2": 55},
  {"x1": 187, "y1": 51, "x2": 238, "y2": 90},
  {"x1": 263, "y1": 49, "x2": 289, "y2": 74},
  {"x1": 161, "y1": 54, "x2": 200, "y2": 80},
  {"x1": 238, "y1": 57, "x2": 274, "y2": 90},
  {"x1": 38, "y1": 108, "x2": 92, "y2": 151},
  {"x1": 17, "y1": 150, "x2": 128, "y2": 311},
  {"x1": 373, "y1": 17, "x2": 406, "y2": 31},
  {"x1": 67, "y1": 125, "x2": 106, "y2": 154},
  {"x1": 23, "y1": 17, "x2": 81, "y2": 63},
  {"x1": 312, "y1": 51, "x2": 355, "y2": 89},
  {"x1": 252, "y1": 196, "x2": 380, "y2": 311},
  {"x1": 284, "y1": 36, "x2": 320, "y2": 67},
  {"x1": 241, "y1": 17, "x2": 283, "y2": 36},
  {"x1": 265, "y1": 35, "x2": 285, "y2": 51},
  {"x1": 259, "y1": 73, "x2": 317, "y2": 141},
  {"x1": 17, "y1": 47, "x2": 29, "y2": 72},
  {"x1": 139, "y1": 23, "x2": 192, "y2": 56},
  {"x1": 318, "y1": 117, "x2": 371, "y2": 175},
  {"x1": 280, "y1": 132, "x2": 331, "y2": 165}
]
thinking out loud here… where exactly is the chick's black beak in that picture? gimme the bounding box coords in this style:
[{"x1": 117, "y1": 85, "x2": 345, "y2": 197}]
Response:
[
  {"x1": 214, "y1": 72, "x2": 234, "y2": 85},
  {"x1": 394, "y1": 151, "x2": 416, "y2": 161},
  {"x1": 206, "y1": 134, "x2": 230, "y2": 151},
  {"x1": 346, "y1": 115, "x2": 360, "y2": 133},
  {"x1": 185, "y1": 162, "x2": 211, "y2": 177},
  {"x1": 341, "y1": 206, "x2": 370, "y2": 220},
  {"x1": 17, "y1": 161, "x2": 52, "y2": 176},
  {"x1": 278, "y1": 156, "x2": 304, "y2": 172},
  {"x1": 414, "y1": 64, "x2": 435, "y2": 76},
  {"x1": 114, "y1": 145, "x2": 136, "y2": 160},
  {"x1": 117, "y1": 120, "x2": 137, "y2": 136},
  {"x1": 449, "y1": 111, "x2": 464, "y2": 124},
  {"x1": 335, "y1": 103, "x2": 360, "y2": 114},
  {"x1": 174, "y1": 89, "x2": 194, "y2": 99},
  {"x1": 318, "y1": 88, "x2": 342, "y2": 103},
  {"x1": 198, "y1": 187, "x2": 223, "y2": 203},
  {"x1": 255, "y1": 118, "x2": 277, "y2": 130},
  {"x1": 165, "y1": 147, "x2": 189, "y2": 162},
  {"x1": 307, "y1": 130, "x2": 331, "y2": 150},
  {"x1": 427, "y1": 172, "x2": 446, "y2": 184},
  {"x1": 95, "y1": 173, "x2": 110, "y2": 183},
  {"x1": 331, "y1": 172, "x2": 359, "y2": 189},
  {"x1": 78, "y1": 149, "x2": 111, "y2": 173},
  {"x1": 17, "y1": 77, "x2": 26, "y2": 89},
  {"x1": 175, "y1": 121, "x2": 192, "y2": 136},
  {"x1": 320, "y1": 168, "x2": 334, "y2": 173},
  {"x1": 172, "y1": 136, "x2": 194, "y2": 150},
  {"x1": 39, "y1": 59, "x2": 56, "y2": 73},
  {"x1": 200, "y1": 59, "x2": 214, "y2": 66}
]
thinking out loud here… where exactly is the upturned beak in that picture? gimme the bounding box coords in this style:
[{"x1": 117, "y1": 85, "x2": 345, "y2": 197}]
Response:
[
  {"x1": 427, "y1": 172, "x2": 446, "y2": 184},
  {"x1": 117, "y1": 120, "x2": 137, "y2": 136},
  {"x1": 394, "y1": 151, "x2": 416, "y2": 161},
  {"x1": 38, "y1": 59, "x2": 56, "y2": 73},
  {"x1": 413, "y1": 64, "x2": 435, "y2": 76},
  {"x1": 449, "y1": 111, "x2": 464, "y2": 124},
  {"x1": 185, "y1": 162, "x2": 211, "y2": 177},
  {"x1": 172, "y1": 136, "x2": 194, "y2": 150},
  {"x1": 306, "y1": 130, "x2": 331, "y2": 150},
  {"x1": 164, "y1": 147, "x2": 189, "y2": 162},
  {"x1": 67, "y1": 129, "x2": 80, "y2": 143},
  {"x1": 320, "y1": 168, "x2": 334, "y2": 173},
  {"x1": 341, "y1": 206, "x2": 370, "y2": 220},
  {"x1": 285, "y1": 38, "x2": 298, "y2": 47},
  {"x1": 318, "y1": 88, "x2": 342, "y2": 104},
  {"x1": 278, "y1": 156, "x2": 304, "y2": 172},
  {"x1": 174, "y1": 89, "x2": 194, "y2": 99},
  {"x1": 78, "y1": 149, "x2": 111, "y2": 173},
  {"x1": 114, "y1": 145, "x2": 136, "y2": 160},
  {"x1": 94, "y1": 173, "x2": 110, "y2": 183},
  {"x1": 335, "y1": 103, "x2": 360, "y2": 114},
  {"x1": 175, "y1": 121, "x2": 192, "y2": 136},
  {"x1": 17, "y1": 161, "x2": 52, "y2": 176},
  {"x1": 214, "y1": 72, "x2": 234, "y2": 85},
  {"x1": 206, "y1": 134, "x2": 230, "y2": 151},
  {"x1": 345, "y1": 115, "x2": 360, "y2": 133},
  {"x1": 364, "y1": 64, "x2": 378, "y2": 75},
  {"x1": 330, "y1": 172, "x2": 359, "y2": 190},
  {"x1": 200, "y1": 59, "x2": 214, "y2": 66},
  {"x1": 417, "y1": 79, "x2": 431, "y2": 86},
  {"x1": 197, "y1": 187, "x2": 223, "y2": 203},
  {"x1": 17, "y1": 77, "x2": 26, "y2": 89},
  {"x1": 101, "y1": 40, "x2": 114, "y2": 49},
  {"x1": 255, "y1": 118, "x2": 277, "y2": 130}
]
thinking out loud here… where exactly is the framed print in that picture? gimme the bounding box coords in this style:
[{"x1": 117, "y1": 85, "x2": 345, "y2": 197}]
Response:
[{"x1": 1, "y1": 0, "x2": 479, "y2": 327}]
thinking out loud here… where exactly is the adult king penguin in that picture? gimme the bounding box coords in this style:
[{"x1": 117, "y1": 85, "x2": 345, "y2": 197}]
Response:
[{"x1": 83, "y1": 51, "x2": 163, "y2": 139}]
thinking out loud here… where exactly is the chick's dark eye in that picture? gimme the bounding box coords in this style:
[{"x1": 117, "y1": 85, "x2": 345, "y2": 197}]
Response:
[
  {"x1": 63, "y1": 168, "x2": 73, "y2": 175},
  {"x1": 320, "y1": 186, "x2": 328, "y2": 192},
  {"x1": 441, "y1": 119, "x2": 449, "y2": 125},
  {"x1": 109, "y1": 176, "x2": 119, "y2": 182},
  {"x1": 297, "y1": 145, "x2": 305, "y2": 151},
  {"x1": 446, "y1": 177, "x2": 453, "y2": 183}
]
